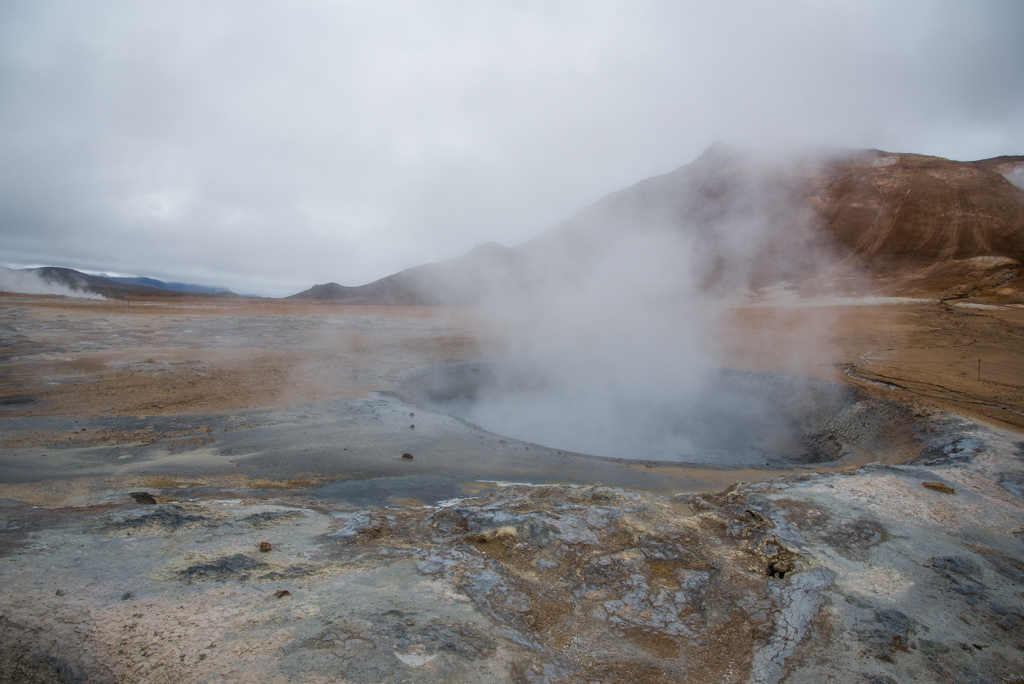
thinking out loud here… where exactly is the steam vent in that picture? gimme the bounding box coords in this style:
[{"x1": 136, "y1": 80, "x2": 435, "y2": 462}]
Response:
[
  {"x1": 397, "y1": 363, "x2": 915, "y2": 466},
  {"x1": 3, "y1": 147, "x2": 1024, "y2": 683}
]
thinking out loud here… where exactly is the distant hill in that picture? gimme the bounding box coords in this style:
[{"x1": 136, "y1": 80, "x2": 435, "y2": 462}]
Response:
[
  {"x1": 102, "y1": 276, "x2": 229, "y2": 294},
  {"x1": 23, "y1": 267, "x2": 236, "y2": 299},
  {"x1": 288, "y1": 145, "x2": 1024, "y2": 303},
  {"x1": 288, "y1": 242, "x2": 526, "y2": 303}
]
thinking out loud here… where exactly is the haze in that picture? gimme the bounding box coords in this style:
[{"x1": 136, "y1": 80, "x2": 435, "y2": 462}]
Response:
[{"x1": 1, "y1": 0, "x2": 1022, "y2": 296}]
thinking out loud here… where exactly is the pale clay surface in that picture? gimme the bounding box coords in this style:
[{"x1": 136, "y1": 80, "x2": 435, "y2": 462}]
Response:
[{"x1": 2, "y1": 419, "x2": 1023, "y2": 683}]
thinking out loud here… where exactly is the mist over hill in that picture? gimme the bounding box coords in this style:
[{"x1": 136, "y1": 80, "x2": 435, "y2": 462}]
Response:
[
  {"x1": 101, "y1": 276, "x2": 229, "y2": 295},
  {"x1": 0, "y1": 267, "x2": 236, "y2": 299},
  {"x1": 290, "y1": 145, "x2": 1024, "y2": 303}
]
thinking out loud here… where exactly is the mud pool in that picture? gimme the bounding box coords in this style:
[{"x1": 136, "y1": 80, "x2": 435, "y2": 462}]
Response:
[{"x1": 396, "y1": 362, "x2": 918, "y2": 467}]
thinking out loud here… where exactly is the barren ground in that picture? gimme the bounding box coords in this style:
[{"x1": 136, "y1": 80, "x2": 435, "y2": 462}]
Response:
[
  {"x1": 5, "y1": 294, "x2": 1024, "y2": 430},
  {"x1": 1, "y1": 293, "x2": 1022, "y2": 683}
]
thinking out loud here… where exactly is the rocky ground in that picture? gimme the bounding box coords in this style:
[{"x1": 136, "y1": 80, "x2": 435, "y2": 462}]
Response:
[
  {"x1": 2, "y1": 415, "x2": 1022, "y2": 683},
  {"x1": 1, "y1": 294, "x2": 1023, "y2": 682}
]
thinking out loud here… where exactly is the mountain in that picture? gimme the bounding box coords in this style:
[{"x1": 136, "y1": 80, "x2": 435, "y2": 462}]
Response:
[
  {"x1": 808, "y1": 150, "x2": 1024, "y2": 294},
  {"x1": 24, "y1": 267, "x2": 236, "y2": 298},
  {"x1": 288, "y1": 242, "x2": 527, "y2": 304},
  {"x1": 102, "y1": 276, "x2": 229, "y2": 294},
  {"x1": 289, "y1": 145, "x2": 1024, "y2": 303}
]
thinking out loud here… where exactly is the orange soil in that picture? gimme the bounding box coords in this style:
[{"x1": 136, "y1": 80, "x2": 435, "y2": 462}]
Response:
[
  {"x1": 3, "y1": 292, "x2": 1024, "y2": 434},
  {"x1": 0, "y1": 294, "x2": 476, "y2": 417}
]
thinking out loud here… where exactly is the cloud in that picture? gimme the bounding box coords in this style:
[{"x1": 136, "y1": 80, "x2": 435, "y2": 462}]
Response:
[{"x1": 0, "y1": 0, "x2": 1022, "y2": 295}]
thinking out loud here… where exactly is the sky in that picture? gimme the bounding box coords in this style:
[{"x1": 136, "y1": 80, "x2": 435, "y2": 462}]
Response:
[{"x1": 1, "y1": 1, "x2": 1022, "y2": 297}]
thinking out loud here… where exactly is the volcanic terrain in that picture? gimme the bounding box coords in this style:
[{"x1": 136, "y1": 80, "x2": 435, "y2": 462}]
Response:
[
  {"x1": 2, "y1": 146, "x2": 1024, "y2": 683},
  {"x1": 291, "y1": 146, "x2": 1024, "y2": 305}
]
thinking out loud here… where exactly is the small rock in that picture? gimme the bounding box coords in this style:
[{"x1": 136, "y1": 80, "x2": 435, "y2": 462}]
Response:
[
  {"x1": 121, "y1": 591, "x2": 133, "y2": 601},
  {"x1": 922, "y1": 482, "x2": 955, "y2": 495},
  {"x1": 275, "y1": 590, "x2": 291, "y2": 598},
  {"x1": 55, "y1": 589, "x2": 66, "y2": 597},
  {"x1": 466, "y1": 526, "x2": 518, "y2": 544},
  {"x1": 402, "y1": 453, "x2": 414, "y2": 460},
  {"x1": 130, "y1": 492, "x2": 157, "y2": 505},
  {"x1": 745, "y1": 509, "x2": 773, "y2": 527},
  {"x1": 536, "y1": 558, "x2": 559, "y2": 571},
  {"x1": 259, "y1": 541, "x2": 273, "y2": 552},
  {"x1": 410, "y1": 424, "x2": 415, "y2": 429},
  {"x1": 415, "y1": 558, "x2": 445, "y2": 575}
]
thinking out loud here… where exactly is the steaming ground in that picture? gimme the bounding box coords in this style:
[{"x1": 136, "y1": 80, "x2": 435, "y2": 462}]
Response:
[
  {"x1": 0, "y1": 266, "x2": 105, "y2": 299},
  {"x1": 2, "y1": 294, "x2": 1024, "y2": 682},
  {"x1": 3, "y1": 293, "x2": 1024, "y2": 492},
  {"x1": 396, "y1": 362, "x2": 915, "y2": 466}
]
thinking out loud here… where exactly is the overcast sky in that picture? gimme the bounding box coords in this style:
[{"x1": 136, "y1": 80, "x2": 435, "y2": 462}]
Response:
[{"x1": 1, "y1": 1, "x2": 1022, "y2": 296}]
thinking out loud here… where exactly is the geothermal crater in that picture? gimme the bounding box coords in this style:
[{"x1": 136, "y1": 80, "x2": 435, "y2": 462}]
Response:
[{"x1": 397, "y1": 362, "x2": 916, "y2": 467}]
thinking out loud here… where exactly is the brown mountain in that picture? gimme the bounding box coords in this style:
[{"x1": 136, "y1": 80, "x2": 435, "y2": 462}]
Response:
[
  {"x1": 811, "y1": 151, "x2": 1024, "y2": 295},
  {"x1": 289, "y1": 146, "x2": 1024, "y2": 303},
  {"x1": 288, "y1": 242, "x2": 529, "y2": 304}
]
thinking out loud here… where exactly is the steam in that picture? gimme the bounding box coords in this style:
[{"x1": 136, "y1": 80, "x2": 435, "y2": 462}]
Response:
[
  {"x1": 469, "y1": 229, "x2": 718, "y2": 458},
  {"x1": 434, "y1": 145, "x2": 853, "y2": 461},
  {"x1": 1002, "y1": 164, "x2": 1024, "y2": 191},
  {"x1": 0, "y1": 267, "x2": 104, "y2": 299}
]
